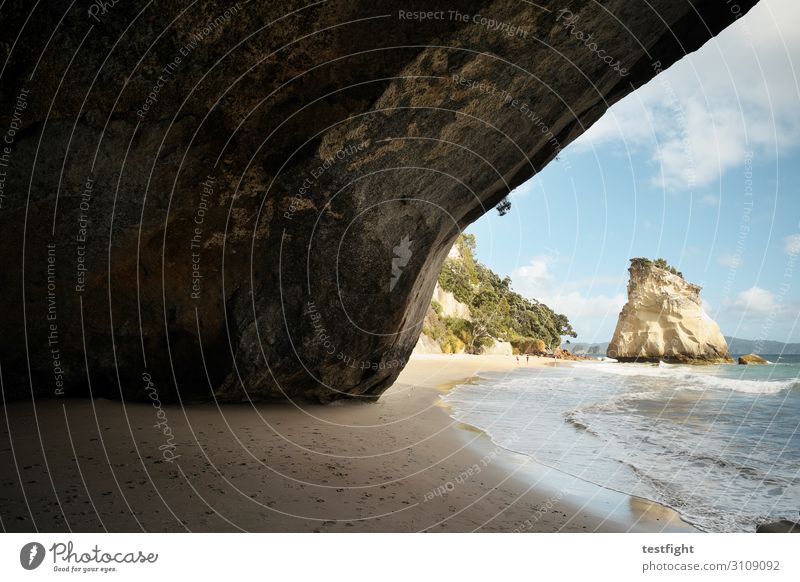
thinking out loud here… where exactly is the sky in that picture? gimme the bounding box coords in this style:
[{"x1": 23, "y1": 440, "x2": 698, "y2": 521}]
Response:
[{"x1": 466, "y1": 0, "x2": 800, "y2": 345}]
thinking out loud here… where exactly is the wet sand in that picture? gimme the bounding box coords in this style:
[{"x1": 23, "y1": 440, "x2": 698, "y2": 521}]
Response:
[{"x1": 0, "y1": 354, "x2": 694, "y2": 532}]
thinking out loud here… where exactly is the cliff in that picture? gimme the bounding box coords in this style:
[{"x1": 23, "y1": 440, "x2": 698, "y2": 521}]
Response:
[
  {"x1": 0, "y1": 1, "x2": 756, "y2": 402},
  {"x1": 419, "y1": 234, "x2": 574, "y2": 354},
  {"x1": 608, "y1": 260, "x2": 732, "y2": 363},
  {"x1": 433, "y1": 283, "x2": 472, "y2": 321},
  {"x1": 412, "y1": 282, "x2": 470, "y2": 354}
]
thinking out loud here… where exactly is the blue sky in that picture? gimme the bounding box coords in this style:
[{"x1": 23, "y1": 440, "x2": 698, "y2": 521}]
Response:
[{"x1": 467, "y1": 0, "x2": 800, "y2": 343}]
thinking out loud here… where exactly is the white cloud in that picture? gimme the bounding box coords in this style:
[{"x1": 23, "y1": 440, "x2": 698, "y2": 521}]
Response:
[
  {"x1": 717, "y1": 253, "x2": 742, "y2": 268},
  {"x1": 784, "y1": 233, "x2": 800, "y2": 255},
  {"x1": 700, "y1": 194, "x2": 720, "y2": 206},
  {"x1": 561, "y1": 274, "x2": 624, "y2": 290},
  {"x1": 511, "y1": 255, "x2": 627, "y2": 334},
  {"x1": 571, "y1": 0, "x2": 800, "y2": 190},
  {"x1": 511, "y1": 254, "x2": 555, "y2": 293},
  {"x1": 544, "y1": 291, "x2": 627, "y2": 321},
  {"x1": 732, "y1": 286, "x2": 778, "y2": 314}
]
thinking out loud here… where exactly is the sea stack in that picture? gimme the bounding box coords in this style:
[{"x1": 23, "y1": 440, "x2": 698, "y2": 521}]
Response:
[{"x1": 607, "y1": 259, "x2": 732, "y2": 363}]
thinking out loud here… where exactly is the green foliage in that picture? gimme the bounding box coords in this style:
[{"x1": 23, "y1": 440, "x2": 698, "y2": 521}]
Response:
[
  {"x1": 423, "y1": 304, "x2": 483, "y2": 355},
  {"x1": 438, "y1": 259, "x2": 472, "y2": 304},
  {"x1": 431, "y1": 299, "x2": 443, "y2": 316},
  {"x1": 631, "y1": 257, "x2": 683, "y2": 278},
  {"x1": 433, "y1": 234, "x2": 577, "y2": 352},
  {"x1": 437, "y1": 233, "x2": 481, "y2": 305},
  {"x1": 496, "y1": 198, "x2": 512, "y2": 216},
  {"x1": 440, "y1": 316, "x2": 471, "y2": 354}
]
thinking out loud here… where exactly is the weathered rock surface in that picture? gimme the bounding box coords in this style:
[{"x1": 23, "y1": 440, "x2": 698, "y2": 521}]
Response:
[
  {"x1": 433, "y1": 283, "x2": 471, "y2": 320},
  {"x1": 480, "y1": 339, "x2": 513, "y2": 356},
  {"x1": 0, "y1": 0, "x2": 756, "y2": 402},
  {"x1": 412, "y1": 333, "x2": 443, "y2": 355},
  {"x1": 416, "y1": 282, "x2": 471, "y2": 353},
  {"x1": 756, "y1": 520, "x2": 800, "y2": 533},
  {"x1": 608, "y1": 261, "x2": 732, "y2": 364},
  {"x1": 739, "y1": 353, "x2": 768, "y2": 365}
]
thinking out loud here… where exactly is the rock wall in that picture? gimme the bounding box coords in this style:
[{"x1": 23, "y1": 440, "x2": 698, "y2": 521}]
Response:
[
  {"x1": 608, "y1": 262, "x2": 732, "y2": 363},
  {"x1": 414, "y1": 282, "x2": 470, "y2": 354},
  {"x1": 480, "y1": 340, "x2": 513, "y2": 356},
  {"x1": 0, "y1": 0, "x2": 756, "y2": 402},
  {"x1": 412, "y1": 332, "x2": 442, "y2": 355},
  {"x1": 433, "y1": 283, "x2": 472, "y2": 320}
]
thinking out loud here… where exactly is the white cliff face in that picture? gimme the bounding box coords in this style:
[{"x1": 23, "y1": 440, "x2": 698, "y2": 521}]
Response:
[
  {"x1": 480, "y1": 339, "x2": 513, "y2": 355},
  {"x1": 432, "y1": 282, "x2": 471, "y2": 320},
  {"x1": 607, "y1": 262, "x2": 732, "y2": 363},
  {"x1": 414, "y1": 283, "x2": 472, "y2": 354},
  {"x1": 412, "y1": 332, "x2": 442, "y2": 355}
]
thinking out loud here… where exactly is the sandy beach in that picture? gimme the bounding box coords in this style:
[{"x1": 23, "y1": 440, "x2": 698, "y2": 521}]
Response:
[{"x1": 0, "y1": 355, "x2": 693, "y2": 532}]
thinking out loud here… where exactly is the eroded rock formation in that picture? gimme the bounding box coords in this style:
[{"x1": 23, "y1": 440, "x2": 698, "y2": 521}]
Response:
[
  {"x1": 433, "y1": 283, "x2": 471, "y2": 321},
  {"x1": 480, "y1": 340, "x2": 513, "y2": 356},
  {"x1": 608, "y1": 260, "x2": 732, "y2": 363},
  {"x1": 739, "y1": 353, "x2": 768, "y2": 365},
  {"x1": 0, "y1": 0, "x2": 756, "y2": 402}
]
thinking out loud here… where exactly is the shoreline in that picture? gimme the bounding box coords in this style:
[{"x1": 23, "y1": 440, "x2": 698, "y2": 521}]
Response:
[
  {"x1": 0, "y1": 354, "x2": 694, "y2": 532},
  {"x1": 417, "y1": 355, "x2": 696, "y2": 533}
]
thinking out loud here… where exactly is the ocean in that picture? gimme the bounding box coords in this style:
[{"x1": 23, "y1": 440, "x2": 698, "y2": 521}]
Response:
[{"x1": 444, "y1": 356, "x2": 800, "y2": 532}]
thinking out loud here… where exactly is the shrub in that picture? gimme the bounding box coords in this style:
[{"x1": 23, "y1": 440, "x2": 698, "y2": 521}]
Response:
[{"x1": 632, "y1": 257, "x2": 683, "y2": 279}]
